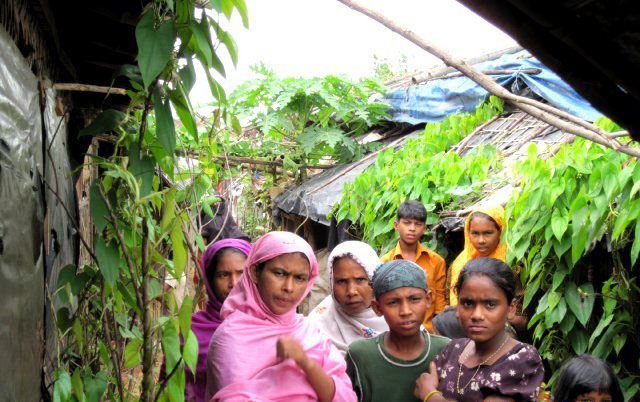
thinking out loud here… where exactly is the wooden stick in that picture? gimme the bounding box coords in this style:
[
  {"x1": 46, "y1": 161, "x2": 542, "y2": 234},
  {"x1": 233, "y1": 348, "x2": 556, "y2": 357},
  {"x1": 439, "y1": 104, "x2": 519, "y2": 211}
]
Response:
[
  {"x1": 53, "y1": 83, "x2": 127, "y2": 95},
  {"x1": 336, "y1": 0, "x2": 636, "y2": 156}
]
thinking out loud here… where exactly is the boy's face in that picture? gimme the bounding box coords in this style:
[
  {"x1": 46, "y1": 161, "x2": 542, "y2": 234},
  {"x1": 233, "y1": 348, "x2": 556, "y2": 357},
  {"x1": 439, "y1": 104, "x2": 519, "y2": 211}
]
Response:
[
  {"x1": 394, "y1": 218, "x2": 426, "y2": 246},
  {"x1": 371, "y1": 287, "x2": 432, "y2": 337}
]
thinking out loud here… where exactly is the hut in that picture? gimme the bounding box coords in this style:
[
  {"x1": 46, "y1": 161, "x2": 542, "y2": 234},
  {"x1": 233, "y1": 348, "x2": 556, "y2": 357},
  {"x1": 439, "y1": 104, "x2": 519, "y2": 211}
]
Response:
[
  {"x1": 0, "y1": 1, "x2": 145, "y2": 399},
  {"x1": 273, "y1": 47, "x2": 603, "y2": 311}
]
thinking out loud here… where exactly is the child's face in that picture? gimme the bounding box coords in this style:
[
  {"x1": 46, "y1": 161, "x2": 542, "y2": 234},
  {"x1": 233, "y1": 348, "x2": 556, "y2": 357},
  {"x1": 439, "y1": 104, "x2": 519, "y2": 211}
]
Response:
[
  {"x1": 332, "y1": 257, "x2": 374, "y2": 316},
  {"x1": 211, "y1": 251, "x2": 247, "y2": 301},
  {"x1": 575, "y1": 391, "x2": 613, "y2": 402},
  {"x1": 394, "y1": 218, "x2": 426, "y2": 246},
  {"x1": 456, "y1": 275, "x2": 515, "y2": 343},
  {"x1": 371, "y1": 287, "x2": 431, "y2": 337},
  {"x1": 469, "y1": 216, "x2": 501, "y2": 256},
  {"x1": 251, "y1": 252, "x2": 310, "y2": 315}
]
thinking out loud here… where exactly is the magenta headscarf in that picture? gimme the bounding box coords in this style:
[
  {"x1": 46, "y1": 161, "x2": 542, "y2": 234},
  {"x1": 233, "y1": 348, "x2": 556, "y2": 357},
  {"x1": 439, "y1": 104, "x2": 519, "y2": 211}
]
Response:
[
  {"x1": 184, "y1": 238, "x2": 251, "y2": 402},
  {"x1": 206, "y1": 231, "x2": 357, "y2": 402}
]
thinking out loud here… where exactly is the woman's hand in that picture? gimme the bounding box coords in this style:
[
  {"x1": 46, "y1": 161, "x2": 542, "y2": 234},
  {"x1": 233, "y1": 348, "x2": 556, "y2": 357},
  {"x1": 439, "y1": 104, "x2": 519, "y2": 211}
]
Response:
[
  {"x1": 276, "y1": 336, "x2": 310, "y2": 370},
  {"x1": 276, "y1": 336, "x2": 336, "y2": 402},
  {"x1": 414, "y1": 361, "x2": 440, "y2": 400}
]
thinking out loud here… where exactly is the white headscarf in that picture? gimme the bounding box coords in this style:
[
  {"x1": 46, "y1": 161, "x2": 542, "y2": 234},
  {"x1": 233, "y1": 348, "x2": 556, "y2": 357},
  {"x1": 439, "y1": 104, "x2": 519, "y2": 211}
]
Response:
[{"x1": 309, "y1": 241, "x2": 389, "y2": 354}]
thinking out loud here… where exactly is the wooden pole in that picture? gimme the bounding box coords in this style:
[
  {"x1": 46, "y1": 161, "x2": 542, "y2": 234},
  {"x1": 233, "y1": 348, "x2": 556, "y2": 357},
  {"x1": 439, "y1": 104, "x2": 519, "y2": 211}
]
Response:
[
  {"x1": 53, "y1": 83, "x2": 127, "y2": 96},
  {"x1": 336, "y1": 0, "x2": 638, "y2": 157}
]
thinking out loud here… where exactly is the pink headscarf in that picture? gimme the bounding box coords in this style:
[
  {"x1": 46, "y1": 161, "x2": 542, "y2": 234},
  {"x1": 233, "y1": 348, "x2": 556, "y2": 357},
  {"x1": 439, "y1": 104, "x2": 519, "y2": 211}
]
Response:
[
  {"x1": 206, "y1": 231, "x2": 356, "y2": 402},
  {"x1": 183, "y1": 239, "x2": 251, "y2": 402}
]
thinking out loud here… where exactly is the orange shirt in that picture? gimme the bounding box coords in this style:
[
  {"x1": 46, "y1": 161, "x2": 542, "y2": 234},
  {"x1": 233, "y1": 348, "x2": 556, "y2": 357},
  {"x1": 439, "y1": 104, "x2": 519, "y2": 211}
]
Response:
[{"x1": 380, "y1": 242, "x2": 446, "y2": 333}]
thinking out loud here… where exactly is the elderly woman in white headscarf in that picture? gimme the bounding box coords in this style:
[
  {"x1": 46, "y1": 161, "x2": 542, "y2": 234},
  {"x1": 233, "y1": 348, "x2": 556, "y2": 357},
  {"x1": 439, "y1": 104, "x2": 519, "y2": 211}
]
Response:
[{"x1": 309, "y1": 241, "x2": 389, "y2": 354}]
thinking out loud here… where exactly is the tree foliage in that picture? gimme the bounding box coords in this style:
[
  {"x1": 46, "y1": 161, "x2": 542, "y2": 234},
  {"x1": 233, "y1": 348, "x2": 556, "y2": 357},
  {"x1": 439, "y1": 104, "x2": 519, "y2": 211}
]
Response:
[
  {"x1": 52, "y1": 1, "x2": 247, "y2": 401},
  {"x1": 334, "y1": 104, "x2": 639, "y2": 400},
  {"x1": 506, "y1": 118, "x2": 640, "y2": 399},
  {"x1": 334, "y1": 97, "x2": 504, "y2": 254},
  {"x1": 228, "y1": 65, "x2": 390, "y2": 172}
]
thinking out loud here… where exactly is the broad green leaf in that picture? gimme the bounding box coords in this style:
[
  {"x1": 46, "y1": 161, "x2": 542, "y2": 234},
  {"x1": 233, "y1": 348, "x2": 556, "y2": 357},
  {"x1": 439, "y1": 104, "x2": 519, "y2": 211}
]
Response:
[
  {"x1": 136, "y1": 11, "x2": 177, "y2": 88},
  {"x1": 564, "y1": 282, "x2": 595, "y2": 327},
  {"x1": 183, "y1": 329, "x2": 199, "y2": 374},
  {"x1": 568, "y1": 327, "x2": 588, "y2": 355},
  {"x1": 90, "y1": 181, "x2": 109, "y2": 232},
  {"x1": 559, "y1": 312, "x2": 576, "y2": 336},
  {"x1": 116, "y1": 282, "x2": 141, "y2": 315},
  {"x1": 231, "y1": 0, "x2": 249, "y2": 28},
  {"x1": 79, "y1": 109, "x2": 126, "y2": 136},
  {"x1": 179, "y1": 295, "x2": 193, "y2": 337},
  {"x1": 160, "y1": 188, "x2": 177, "y2": 232},
  {"x1": 587, "y1": 165, "x2": 603, "y2": 196},
  {"x1": 220, "y1": 0, "x2": 233, "y2": 19},
  {"x1": 571, "y1": 225, "x2": 589, "y2": 265},
  {"x1": 95, "y1": 237, "x2": 120, "y2": 286},
  {"x1": 205, "y1": 69, "x2": 226, "y2": 102},
  {"x1": 178, "y1": 57, "x2": 196, "y2": 92},
  {"x1": 551, "y1": 267, "x2": 567, "y2": 291},
  {"x1": 588, "y1": 314, "x2": 614, "y2": 348},
  {"x1": 163, "y1": 320, "x2": 181, "y2": 373},
  {"x1": 154, "y1": 89, "x2": 177, "y2": 155},
  {"x1": 190, "y1": 18, "x2": 214, "y2": 68},
  {"x1": 124, "y1": 338, "x2": 142, "y2": 368},
  {"x1": 632, "y1": 219, "x2": 640, "y2": 265},
  {"x1": 54, "y1": 369, "x2": 72, "y2": 402},
  {"x1": 83, "y1": 371, "x2": 107, "y2": 402},
  {"x1": 170, "y1": 221, "x2": 187, "y2": 279},
  {"x1": 169, "y1": 86, "x2": 198, "y2": 141},
  {"x1": 71, "y1": 369, "x2": 85, "y2": 402},
  {"x1": 72, "y1": 318, "x2": 84, "y2": 354},
  {"x1": 613, "y1": 333, "x2": 626, "y2": 355},
  {"x1": 551, "y1": 208, "x2": 569, "y2": 241},
  {"x1": 592, "y1": 323, "x2": 617, "y2": 359},
  {"x1": 129, "y1": 143, "x2": 156, "y2": 197}
]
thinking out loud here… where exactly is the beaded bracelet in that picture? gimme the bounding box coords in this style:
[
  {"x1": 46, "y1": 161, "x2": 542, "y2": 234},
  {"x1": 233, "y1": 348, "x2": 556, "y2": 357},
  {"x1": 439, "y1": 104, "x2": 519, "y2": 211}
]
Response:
[{"x1": 423, "y1": 390, "x2": 442, "y2": 402}]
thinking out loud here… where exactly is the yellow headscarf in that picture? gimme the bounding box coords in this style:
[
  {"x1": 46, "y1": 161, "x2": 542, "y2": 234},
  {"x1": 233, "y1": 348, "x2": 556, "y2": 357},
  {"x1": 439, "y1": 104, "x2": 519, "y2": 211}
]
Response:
[{"x1": 448, "y1": 205, "x2": 507, "y2": 305}]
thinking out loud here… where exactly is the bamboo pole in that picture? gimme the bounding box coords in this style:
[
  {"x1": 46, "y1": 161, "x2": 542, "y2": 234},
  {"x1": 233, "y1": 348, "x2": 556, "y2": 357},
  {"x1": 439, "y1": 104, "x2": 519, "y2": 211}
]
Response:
[
  {"x1": 336, "y1": 0, "x2": 638, "y2": 158},
  {"x1": 53, "y1": 83, "x2": 127, "y2": 95}
]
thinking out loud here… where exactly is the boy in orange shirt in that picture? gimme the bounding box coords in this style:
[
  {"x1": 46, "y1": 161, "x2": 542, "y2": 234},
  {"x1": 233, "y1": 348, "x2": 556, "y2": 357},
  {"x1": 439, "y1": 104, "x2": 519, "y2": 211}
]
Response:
[{"x1": 380, "y1": 200, "x2": 446, "y2": 332}]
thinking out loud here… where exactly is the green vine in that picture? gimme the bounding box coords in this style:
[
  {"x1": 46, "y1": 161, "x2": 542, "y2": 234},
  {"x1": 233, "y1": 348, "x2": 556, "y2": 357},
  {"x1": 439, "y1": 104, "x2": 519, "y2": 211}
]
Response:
[
  {"x1": 51, "y1": 1, "x2": 248, "y2": 401},
  {"x1": 506, "y1": 118, "x2": 640, "y2": 400},
  {"x1": 334, "y1": 97, "x2": 504, "y2": 254}
]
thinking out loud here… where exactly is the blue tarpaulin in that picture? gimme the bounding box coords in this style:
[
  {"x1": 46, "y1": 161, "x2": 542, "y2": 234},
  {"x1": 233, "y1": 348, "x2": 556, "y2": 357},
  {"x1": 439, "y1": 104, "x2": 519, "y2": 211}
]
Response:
[{"x1": 382, "y1": 49, "x2": 602, "y2": 124}]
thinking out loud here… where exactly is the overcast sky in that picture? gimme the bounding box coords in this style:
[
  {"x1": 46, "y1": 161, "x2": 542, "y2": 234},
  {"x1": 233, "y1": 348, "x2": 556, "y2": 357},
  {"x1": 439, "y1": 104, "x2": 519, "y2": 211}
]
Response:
[{"x1": 190, "y1": 0, "x2": 518, "y2": 106}]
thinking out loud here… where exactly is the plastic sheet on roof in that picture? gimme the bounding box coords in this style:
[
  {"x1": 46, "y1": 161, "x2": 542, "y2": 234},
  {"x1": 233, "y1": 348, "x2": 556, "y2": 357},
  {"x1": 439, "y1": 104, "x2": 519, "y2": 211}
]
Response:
[{"x1": 382, "y1": 49, "x2": 602, "y2": 124}]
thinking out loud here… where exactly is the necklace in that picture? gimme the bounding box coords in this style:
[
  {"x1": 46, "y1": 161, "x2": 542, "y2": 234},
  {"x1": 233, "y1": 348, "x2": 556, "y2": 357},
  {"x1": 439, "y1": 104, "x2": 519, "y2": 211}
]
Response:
[{"x1": 456, "y1": 336, "x2": 509, "y2": 394}]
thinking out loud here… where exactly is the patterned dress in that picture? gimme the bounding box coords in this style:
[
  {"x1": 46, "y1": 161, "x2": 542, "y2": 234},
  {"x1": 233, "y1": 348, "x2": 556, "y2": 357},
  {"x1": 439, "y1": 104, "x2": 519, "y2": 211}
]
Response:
[{"x1": 435, "y1": 338, "x2": 544, "y2": 401}]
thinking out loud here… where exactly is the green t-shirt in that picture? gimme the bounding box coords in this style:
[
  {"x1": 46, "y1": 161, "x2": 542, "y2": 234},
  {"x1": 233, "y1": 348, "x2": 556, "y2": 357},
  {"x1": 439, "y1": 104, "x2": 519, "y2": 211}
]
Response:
[{"x1": 346, "y1": 331, "x2": 449, "y2": 402}]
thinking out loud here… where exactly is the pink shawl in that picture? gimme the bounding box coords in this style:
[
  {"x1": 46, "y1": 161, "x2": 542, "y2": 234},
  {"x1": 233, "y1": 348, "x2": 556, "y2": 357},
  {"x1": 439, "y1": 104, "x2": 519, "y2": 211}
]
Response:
[
  {"x1": 185, "y1": 239, "x2": 252, "y2": 402},
  {"x1": 206, "y1": 231, "x2": 356, "y2": 402}
]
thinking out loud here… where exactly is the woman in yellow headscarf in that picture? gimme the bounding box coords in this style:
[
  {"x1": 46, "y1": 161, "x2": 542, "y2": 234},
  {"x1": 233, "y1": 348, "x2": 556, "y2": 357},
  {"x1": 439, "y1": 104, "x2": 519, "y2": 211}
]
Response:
[{"x1": 448, "y1": 205, "x2": 507, "y2": 305}]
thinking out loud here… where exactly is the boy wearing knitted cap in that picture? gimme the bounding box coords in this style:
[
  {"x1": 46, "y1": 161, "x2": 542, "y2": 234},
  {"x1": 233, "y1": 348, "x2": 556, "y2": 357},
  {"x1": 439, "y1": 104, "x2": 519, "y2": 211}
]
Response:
[{"x1": 345, "y1": 261, "x2": 450, "y2": 402}]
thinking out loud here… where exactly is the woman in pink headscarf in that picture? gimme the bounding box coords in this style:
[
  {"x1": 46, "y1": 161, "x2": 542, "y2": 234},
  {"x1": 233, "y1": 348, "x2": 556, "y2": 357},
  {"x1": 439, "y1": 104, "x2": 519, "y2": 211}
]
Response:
[
  {"x1": 184, "y1": 238, "x2": 252, "y2": 402},
  {"x1": 205, "y1": 231, "x2": 356, "y2": 402}
]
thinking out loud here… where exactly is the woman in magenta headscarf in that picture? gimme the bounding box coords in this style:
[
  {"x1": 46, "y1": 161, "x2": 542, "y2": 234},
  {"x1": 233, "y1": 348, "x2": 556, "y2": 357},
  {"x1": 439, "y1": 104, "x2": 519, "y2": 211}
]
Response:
[
  {"x1": 184, "y1": 238, "x2": 252, "y2": 402},
  {"x1": 206, "y1": 231, "x2": 356, "y2": 402}
]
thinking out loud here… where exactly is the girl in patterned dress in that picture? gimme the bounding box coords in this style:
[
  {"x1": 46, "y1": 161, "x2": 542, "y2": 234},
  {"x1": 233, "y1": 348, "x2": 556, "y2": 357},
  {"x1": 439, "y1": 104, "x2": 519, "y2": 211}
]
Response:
[{"x1": 415, "y1": 258, "x2": 544, "y2": 401}]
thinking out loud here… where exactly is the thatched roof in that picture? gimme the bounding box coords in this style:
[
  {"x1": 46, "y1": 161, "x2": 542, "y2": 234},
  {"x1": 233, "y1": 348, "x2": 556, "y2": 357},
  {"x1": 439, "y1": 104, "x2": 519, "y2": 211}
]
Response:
[{"x1": 437, "y1": 110, "x2": 574, "y2": 232}]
